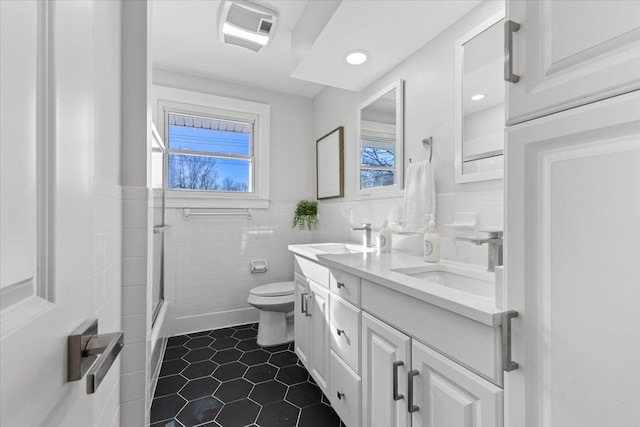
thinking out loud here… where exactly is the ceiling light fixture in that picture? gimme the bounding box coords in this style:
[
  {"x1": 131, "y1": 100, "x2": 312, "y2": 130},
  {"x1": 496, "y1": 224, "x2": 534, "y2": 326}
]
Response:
[
  {"x1": 219, "y1": 1, "x2": 278, "y2": 52},
  {"x1": 471, "y1": 94, "x2": 486, "y2": 101},
  {"x1": 222, "y1": 23, "x2": 269, "y2": 46},
  {"x1": 345, "y1": 50, "x2": 369, "y2": 65}
]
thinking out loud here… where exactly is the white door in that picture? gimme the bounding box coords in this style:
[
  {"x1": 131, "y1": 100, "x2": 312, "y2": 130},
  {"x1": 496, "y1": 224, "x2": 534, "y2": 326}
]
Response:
[
  {"x1": 505, "y1": 90, "x2": 640, "y2": 427},
  {"x1": 361, "y1": 312, "x2": 411, "y2": 427},
  {"x1": 411, "y1": 340, "x2": 503, "y2": 427},
  {"x1": 506, "y1": 0, "x2": 640, "y2": 124},
  {"x1": 1, "y1": 1, "x2": 122, "y2": 426},
  {"x1": 294, "y1": 273, "x2": 310, "y2": 367},
  {"x1": 309, "y1": 280, "x2": 330, "y2": 393}
]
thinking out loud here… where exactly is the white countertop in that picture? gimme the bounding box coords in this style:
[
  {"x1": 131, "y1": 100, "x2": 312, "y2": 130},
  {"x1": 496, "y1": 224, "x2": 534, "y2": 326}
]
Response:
[{"x1": 289, "y1": 243, "x2": 505, "y2": 327}]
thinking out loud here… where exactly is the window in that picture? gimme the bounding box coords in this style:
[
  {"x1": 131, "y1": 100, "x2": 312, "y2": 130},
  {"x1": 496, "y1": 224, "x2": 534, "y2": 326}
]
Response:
[
  {"x1": 360, "y1": 134, "x2": 396, "y2": 189},
  {"x1": 155, "y1": 88, "x2": 270, "y2": 208},
  {"x1": 167, "y1": 112, "x2": 253, "y2": 193}
]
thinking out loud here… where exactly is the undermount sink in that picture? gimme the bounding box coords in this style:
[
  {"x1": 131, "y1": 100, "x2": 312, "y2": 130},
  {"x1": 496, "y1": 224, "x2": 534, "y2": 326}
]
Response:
[
  {"x1": 307, "y1": 243, "x2": 377, "y2": 255},
  {"x1": 391, "y1": 265, "x2": 494, "y2": 298}
]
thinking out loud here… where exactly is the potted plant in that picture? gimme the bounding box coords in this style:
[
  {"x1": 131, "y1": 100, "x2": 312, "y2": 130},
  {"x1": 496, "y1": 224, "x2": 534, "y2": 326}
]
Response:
[{"x1": 292, "y1": 200, "x2": 318, "y2": 230}]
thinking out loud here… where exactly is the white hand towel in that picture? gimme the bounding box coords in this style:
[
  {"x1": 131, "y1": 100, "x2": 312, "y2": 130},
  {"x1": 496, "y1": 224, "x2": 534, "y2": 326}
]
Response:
[{"x1": 402, "y1": 160, "x2": 436, "y2": 232}]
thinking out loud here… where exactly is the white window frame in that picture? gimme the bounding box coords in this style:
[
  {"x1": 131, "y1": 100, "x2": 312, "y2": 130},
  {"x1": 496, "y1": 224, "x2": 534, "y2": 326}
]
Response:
[{"x1": 155, "y1": 87, "x2": 270, "y2": 208}]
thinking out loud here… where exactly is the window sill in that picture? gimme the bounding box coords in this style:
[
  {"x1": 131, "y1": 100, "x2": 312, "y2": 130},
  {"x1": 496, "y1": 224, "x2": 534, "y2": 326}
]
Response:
[{"x1": 164, "y1": 191, "x2": 270, "y2": 209}]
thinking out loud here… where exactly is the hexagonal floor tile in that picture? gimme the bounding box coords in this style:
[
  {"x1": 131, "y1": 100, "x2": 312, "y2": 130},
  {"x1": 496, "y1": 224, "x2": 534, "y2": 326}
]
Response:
[
  {"x1": 276, "y1": 365, "x2": 308, "y2": 385},
  {"x1": 211, "y1": 348, "x2": 242, "y2": 364},
  {"x1": 232, "y1": 328, "x2": 257, "y2": 340},
  {"x1": 285, "y1": 382, "x2": 322, "y2": 409},
  {"x1": 166, "y1": 335, "x2": 189, "y2": 348},
  {"x1": 185, "y1": 336, "x2": 214, "y2": 350},
  {"x1": 264, "y1": 343, "x2": 290, "y2": 353},
  {"x1": 183, "y1": 347, "x2": 215, "y2": 363},
  {"x1": 163, "y1": 345, "x2": 189, "y2": 361},
  {"x1": 188, "y1": 331, "x2": 211, "y2": 338},
  {"x1": 214, "y1": 378, "x2": 253, "y2": 403},
  {"x1": 150, "y1": 394, "x2": 187, "y2": 424},
  {"x1": 210, "y1": 336, "x2": 240, "y2": 350},
  {"x1": 176, "y1": 396, "x2": 223, "y2": 426},
  {"x1": 182, "y1": 360, "x2": 218, "y2": 379},
  {"x1": 151, "y1": 419, "x2": 183, "y2": 427},
  {"x1": 159, "y1": 358, "x2": 188, "y2": 377},
  {"x1": 236, "y1": 338, "x2": 260, "y2": 352},
  {"x1": 269, "y1": 351, "x2": 298, "y2": 367},
  {"x1": 212, "y1": 361, "x2": 248, "y2": 382},
  {"x1": 298, "y1": 402, "x2": 342, "y2": 427},
  {"x1": 179, "y1": 376, "x2": 220, "y2": 401},
  {"x1": 244, "y1": 363, "x2": 278, "y2": 384},
  {"x1": 239, "y1": 349, "x2": 270, "y2": 366},
  {"x1": 154, "y1": 374, "x2": 188, "y2": 398},
  {"x1": 215, "y1": 398, "x2": 260, "y2": 427},
  {"x1": 209, "y1": 327, "x2": 235, "y2": 339},
  {"x1": 234, "y1": 323, "x2": 254, "y2": 330},
  {"x1": 249, "y1": 380, "x2": 287, "y2": 406},
  {"x1": 256, "y1": 400, "x2": 300, "y2": 427}
]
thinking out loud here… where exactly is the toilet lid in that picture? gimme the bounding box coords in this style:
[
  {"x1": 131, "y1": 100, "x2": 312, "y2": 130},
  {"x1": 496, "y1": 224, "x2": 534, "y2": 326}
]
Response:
[{"x1": 250, "y1": 281, "x2": 295, "y2": 297}]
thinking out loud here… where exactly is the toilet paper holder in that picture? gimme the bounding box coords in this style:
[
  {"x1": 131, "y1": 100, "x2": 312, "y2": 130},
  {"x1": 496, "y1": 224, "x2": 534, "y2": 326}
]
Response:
[{"x1": 251, "y1": 260, "x2": 268, "y2": 273}]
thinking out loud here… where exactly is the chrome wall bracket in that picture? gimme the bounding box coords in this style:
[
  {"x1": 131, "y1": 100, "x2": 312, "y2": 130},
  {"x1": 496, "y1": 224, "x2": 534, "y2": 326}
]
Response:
[{"x1": 68, "y1": 319, "x2": 124, "y2": 394}]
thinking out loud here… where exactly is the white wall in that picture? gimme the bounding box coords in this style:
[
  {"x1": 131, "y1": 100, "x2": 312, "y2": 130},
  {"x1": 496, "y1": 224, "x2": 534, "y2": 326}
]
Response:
[
  {"x1": 152, "y1": 69, "x2": 316, "y2": 334},
  {"x1": 312, "y1": 1, "x2": 505, "y2": 266}
]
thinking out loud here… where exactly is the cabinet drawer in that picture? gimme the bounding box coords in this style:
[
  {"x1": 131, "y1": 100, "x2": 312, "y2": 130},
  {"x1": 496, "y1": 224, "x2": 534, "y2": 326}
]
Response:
[
  {"x1": 330, "y1": 269, "x2": 360, "y2": 306},
  {"x1": 330, "y1": 295, "x2": 361, "y2": 374},
  {"x1": 294, "y1": 255, "x2": 329, "y2": 288},
  {"x1": 330, "y1": 350, "x2": 361, "y2": 427}
]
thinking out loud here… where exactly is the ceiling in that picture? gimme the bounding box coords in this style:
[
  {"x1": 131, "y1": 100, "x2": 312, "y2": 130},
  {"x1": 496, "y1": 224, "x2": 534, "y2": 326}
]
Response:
[{"x1": 152, "y1": 0, "x2": 481, "y2": 98}]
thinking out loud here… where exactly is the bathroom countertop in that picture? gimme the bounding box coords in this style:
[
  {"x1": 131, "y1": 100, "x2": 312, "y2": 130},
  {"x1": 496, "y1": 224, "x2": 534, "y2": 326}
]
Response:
[{"x1": 289, "y1": 244, "x2": 505, "y2": 327}]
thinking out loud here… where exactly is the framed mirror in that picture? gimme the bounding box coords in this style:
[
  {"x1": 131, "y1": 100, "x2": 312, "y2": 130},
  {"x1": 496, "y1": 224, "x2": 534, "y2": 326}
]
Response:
[
  {"x1": 316, "y1": 126, "x2": 344, "y2": 199},
  {"x1": 454, "y1": 11, "x2": 505, "y2": 183},
  {"x1": 357, "y1": 79, "x2": 404, "y2": 195}
]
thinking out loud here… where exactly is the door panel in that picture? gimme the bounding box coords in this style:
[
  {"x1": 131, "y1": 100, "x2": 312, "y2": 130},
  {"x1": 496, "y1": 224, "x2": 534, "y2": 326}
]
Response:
[
  {"x1": 361, "y1": 312, "x2": 411, "y2": 427},
  {"x1": 505, "y1": 90, "x2": 640, "y2": 427},
  {"x1": 309, "y1": 280, "x2": 330, "y2": 393},
  {"x1": 294, "y1": 273, "x2": 310, "y2": 367},
  {"x1": 506, "y1": 0, "x2": 640, "y2": 124}
]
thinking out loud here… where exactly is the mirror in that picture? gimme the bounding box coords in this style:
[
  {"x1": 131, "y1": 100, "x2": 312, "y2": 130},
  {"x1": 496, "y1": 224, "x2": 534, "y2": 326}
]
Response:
[
  {"x1": 358, "y1": 79, "x2": 404, "y2": 194},
  {"x1": 454, "y1": 12, "x2": 505, "y2": 183},
  {"x1": 316, "y1": 126, "x2": 344, "y2": 199}
]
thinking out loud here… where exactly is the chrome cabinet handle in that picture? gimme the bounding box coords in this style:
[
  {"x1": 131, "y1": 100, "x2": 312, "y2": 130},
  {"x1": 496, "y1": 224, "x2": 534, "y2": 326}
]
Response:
[
  {"x1": 502, "y1": 310, "x2": 519, "y2": 371},
  {"x1": 300, "y1": 292, "x2": 307, "y2": 314},
  {"x1": 393, "y1": 361, "x2": 405, "y2": 401},
  {"x1": 304, "y1": 295, "x2": 312, "y2": 317},
  {"x1": 336, "y1": 328, "x2": 345, "y2": 336},
  {"x1": 408, "y1": 370, "x2": 420, "y2": 413},
  {"x1": 336, "y1": 281, "x2": 345, "y2": 289},
  {"x1": 336, "y1": 391, "x2": 345, "y2": 400},
  {"x1": 504, "y1": 20, "x2": 521, "y2": 83}
]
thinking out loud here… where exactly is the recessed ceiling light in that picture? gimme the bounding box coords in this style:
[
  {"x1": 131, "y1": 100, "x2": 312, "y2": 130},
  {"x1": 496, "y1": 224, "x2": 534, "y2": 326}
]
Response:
[
  {"x1": 471, "y1": 94, "x2": 486, "y2": 101},
  {"x1": 345, "y1": 50, "x2": 369, "y2": 65}
]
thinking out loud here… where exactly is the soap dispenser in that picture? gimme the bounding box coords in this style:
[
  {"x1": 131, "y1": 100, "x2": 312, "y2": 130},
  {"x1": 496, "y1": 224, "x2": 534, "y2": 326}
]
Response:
[
  {"x1": 424, "y1": 214, "x2": 440, "y2": 263},
  {"x1": 379, "y1": 220, "x2": 392, "y2": 253}
]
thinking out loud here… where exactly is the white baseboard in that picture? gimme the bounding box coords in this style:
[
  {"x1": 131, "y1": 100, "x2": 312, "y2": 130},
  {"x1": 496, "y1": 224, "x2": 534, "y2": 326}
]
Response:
[{"x1": 175, "y1": 307, "x2": 260, "y2": 336}]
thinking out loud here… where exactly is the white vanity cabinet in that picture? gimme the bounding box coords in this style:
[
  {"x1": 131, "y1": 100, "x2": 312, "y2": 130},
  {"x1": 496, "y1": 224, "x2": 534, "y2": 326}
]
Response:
[{"x1": 505, "y1": 0, "x2": 640, "y2": 125}]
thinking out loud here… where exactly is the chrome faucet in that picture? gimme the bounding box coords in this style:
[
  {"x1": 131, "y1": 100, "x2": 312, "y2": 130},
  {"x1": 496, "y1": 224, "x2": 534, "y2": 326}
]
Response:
[
  {"x1": 352, "y1": 223, "x2": 373, "y2": 247},
  {"x1": 455, "y1": 230, "x2": 503, "y2": 272}
]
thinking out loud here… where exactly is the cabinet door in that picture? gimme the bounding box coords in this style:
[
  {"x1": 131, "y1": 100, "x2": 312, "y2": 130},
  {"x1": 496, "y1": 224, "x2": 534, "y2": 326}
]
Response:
[
  {"x1": 411, "y1": 340, "x2": 502, "y2": 427},
  {"x1": 506, "y1": 91, "x2": 640, "y2": 427},
  {"x1": 506, "y1": 0, "x2": 640, "y2": 124},
  {"x1": 309, "y1": 280, "x2": 330, "y2": 393},
  {"x1": 294, "y1": 273, "x2": 310, "y2": 367},
  {"x1": 362, "y1": 313, "x2": 411, "y2": 427}
]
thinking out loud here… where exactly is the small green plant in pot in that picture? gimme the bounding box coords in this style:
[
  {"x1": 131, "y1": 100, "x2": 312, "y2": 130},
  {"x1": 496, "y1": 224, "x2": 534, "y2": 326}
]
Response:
[{"x1": 292, "y1": 200, "x2": 318, "y2": 230}]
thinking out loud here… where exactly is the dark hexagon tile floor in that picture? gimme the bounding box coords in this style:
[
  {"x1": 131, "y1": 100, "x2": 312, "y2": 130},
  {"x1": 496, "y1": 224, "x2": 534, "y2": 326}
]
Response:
[{"x1": 151, "y1": 323, "x2": 345, "y2": 427}]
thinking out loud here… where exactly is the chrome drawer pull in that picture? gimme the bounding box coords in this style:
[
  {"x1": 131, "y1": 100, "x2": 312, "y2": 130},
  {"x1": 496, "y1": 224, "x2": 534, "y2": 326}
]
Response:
[
  {"x1": 502, "y1": 310, "x2": 519, "y2": 371},
  {"x1": 408, "y1": 370, "x2": 420, "y2": 413},
  {"x1": 504, "y1": 20, "x2": 521, "y2": 83},
  {"x1": 336, "y1": 281, "x2": 345, "y2": 289},
  {"x1": 336, "y1": 328, "x2": 345, "y2": 336},
  {"x1": 336, "y1": 391, "x2": 345, "y2": 400},
  {"x1": 304, "y1": 295, "x2": 312, "y2": 317},
  {"x1": 300, "y1": 292, "x2": 307, "y2": 314},
  {"x1": 393, "y1": 361, "x2": 405, "y2": 401}
]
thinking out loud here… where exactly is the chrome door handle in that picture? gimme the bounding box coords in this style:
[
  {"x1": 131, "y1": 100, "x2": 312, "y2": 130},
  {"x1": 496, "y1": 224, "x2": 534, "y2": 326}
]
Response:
[
  {"x1": 68, "y1": 319, "x2": 124, "y2": 394},
  {"x1": 504, "y1": 20, "x2": 521, "y2": 83},
  {"x1": 300, "y1": 292, "x2": 307, "y2": 314},
  {"x1": 502, "y1": 310, "x2": 519, "y2": 371},
  {"x1": 336, "y1": 281, "x2": 345, "y2": 289},
  {"x1": 304, "y1": 295, "x2": 312, "y2": 317},
  {"x1": 408, "y1": 370, "x2": 419, "y2": 413},
  {"x1": 393, "y1": 361, "x2": 404, "y2": 401}
]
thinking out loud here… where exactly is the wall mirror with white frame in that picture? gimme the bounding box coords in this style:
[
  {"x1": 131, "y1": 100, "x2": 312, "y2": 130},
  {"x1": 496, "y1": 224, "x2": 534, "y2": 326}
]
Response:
[
  {"x1": 358, "y1": 79, "x2": 404, "y2": 195},
  {"x1": 454, "y1": 11, "x2": 505, "y2": 184}
]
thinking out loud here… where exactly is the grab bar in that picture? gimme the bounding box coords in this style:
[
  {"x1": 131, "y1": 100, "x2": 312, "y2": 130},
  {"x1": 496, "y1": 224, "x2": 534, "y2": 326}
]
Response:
[
  {"x1": 68, "y1": 319, "x2": 124, "y2": 394},
  {"x1": 183, "y1": 208, "x2": 253, "y2": 220}
]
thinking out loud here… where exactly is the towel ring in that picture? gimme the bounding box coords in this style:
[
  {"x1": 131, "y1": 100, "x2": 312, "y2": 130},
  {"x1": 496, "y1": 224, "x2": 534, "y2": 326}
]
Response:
[{"x1": 409, "y1": 137, "x2": 433, "y2": 163}]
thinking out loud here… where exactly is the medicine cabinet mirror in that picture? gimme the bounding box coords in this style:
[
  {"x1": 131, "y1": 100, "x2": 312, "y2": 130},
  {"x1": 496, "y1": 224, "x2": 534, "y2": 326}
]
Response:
[
  {"x1": 454, "y1": 11, "x2": 505, "y2": 183},
  {"x1": 358, "y1": 79, "x2": 404, "y2": 194}
]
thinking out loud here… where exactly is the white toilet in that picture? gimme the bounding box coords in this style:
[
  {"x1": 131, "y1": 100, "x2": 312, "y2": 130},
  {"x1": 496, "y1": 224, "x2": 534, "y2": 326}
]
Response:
[{"x1": 247, "y1": 281, "x2": 295, "y2": 347}]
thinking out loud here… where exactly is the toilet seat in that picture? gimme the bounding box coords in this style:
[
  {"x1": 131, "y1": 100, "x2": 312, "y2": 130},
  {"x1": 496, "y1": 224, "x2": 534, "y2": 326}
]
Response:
[{"x1": 249, "y1": 281, "x2": 294, "y2": 297}]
